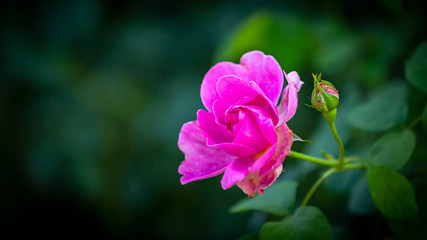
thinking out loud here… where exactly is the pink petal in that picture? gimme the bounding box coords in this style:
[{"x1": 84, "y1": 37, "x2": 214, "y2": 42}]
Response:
[
  {"x1": 244, "y1": 105, "x2": 277, "y2": 146},
  {"x1": 212, "y1": 142, "x2": 257, "y2": 158},
  {"x1": 201, "y1": 62, "x2": 246, "y2": 111},
  {"x1": 231, "y1": 122, "x2": 292, "y2": 197},
  {"x1": 197, "y1": 110, "x2": 234, "y2": 145},
  {"x1": 287, "y1": 71, "x2": 303, "y2": 91},
  {"x1": 245, "y1": 81, "x2": 279, "y2": 125},
  {"x1": 216, "y1": 76, "x2": 279, "y2": 125},
  {"x1": 221, "y1": 157, "x2": 256, "y2": 190},
  {"x1": 277, "y1": 86, "x2": 297, "y2": 125},
  {"x1": 258, "y1": 165, "x2": 283, "y2": 188},
  {"x1": 178, "y1": 121, "x2": 235, "y2": 184},
  {"x1": 237, "y1": 165, "x2": 283, "y2": 198},
  {"x1": 249, "y1": 144, "x2": 277, "y2": 174},
  {"x1": 240, "y1": 51, "x2": 284, "y2": 105},
  {"x1": 231, "y1": 109, "x2": 270, "y2": 153},
  {"x1": 259, "y1": 122, "x2": 293, "y2": 177},
  {"x1": 212, "y1": 100, "x2": 228, "y2": 125},
  {"x1": 216, "y1": 75, "x2": 257, "y2": 106},
  {"x1": 277, "y1": 71, "x2": 303, "y2": 125},
  {"x1": 198, "y1": 109, "x2": 258, "y2": 158},
  {"x1": 200, "y1": 51, "x2": 283, "y2": 111}
]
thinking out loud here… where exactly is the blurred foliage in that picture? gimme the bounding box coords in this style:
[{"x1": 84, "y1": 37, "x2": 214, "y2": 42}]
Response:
[
  {"x1": 230, "y1": 181, "x2": 297, "y2": 216},
  {"x1": 406, "y1": 43, "x2": 427, "y2": 93},
  {"x1": 347, "y1": 82, "x2": 408, "y2": 132},
  {"x1": 369, "y1": 129, "x2": 416, "y2": 170},
  {"x1": 1, "y1": 0, "x2": 427, "y2": 239}
]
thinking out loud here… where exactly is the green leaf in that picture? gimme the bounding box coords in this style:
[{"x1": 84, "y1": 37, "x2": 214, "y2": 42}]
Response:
[
  {"x1": 366, "y1": 164, "x2": 418, "y2": 220},
  {"x1": 230, "y1": 181, "x2": 297, "y2": 216},
  {"x1": 423, "y1": 104, "x2": 427, "y2": 132},
  {"x1": 369, "y1": 129, "x2": 416, "y2": 170},
  {"x1": 347, "y1": 82, "x2": 408, "y2": 132},
  {"x1": 406, "y1": 42, "x2": 427, "y2": 93},
  {"x1": 259, "y1": 206, "x2": 333, "y2": 240}
]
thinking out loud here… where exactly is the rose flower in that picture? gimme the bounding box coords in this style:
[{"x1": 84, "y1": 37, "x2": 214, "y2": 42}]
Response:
[{"x1": 178, "y1": 51, "x2": 303, "y2": 197}]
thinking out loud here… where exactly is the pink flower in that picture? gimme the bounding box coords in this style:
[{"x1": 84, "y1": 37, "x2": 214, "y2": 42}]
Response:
[{"x1": 178, "y1": 51, "x2": 303, "y2": 197}]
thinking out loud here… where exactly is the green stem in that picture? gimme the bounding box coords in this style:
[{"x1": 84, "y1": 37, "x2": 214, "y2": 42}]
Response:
[
  {"x1": 289, "y1": 151, "x2": 336, "y2": 167},
  {"x1": 344, "y1": 156, "x2": 359, "y2": 162},
  {"x1": 326, "y1": 119, "x2": 345, "y2": 171},
  {"x1": 343, "y1": 163, "x2": 366, "y2": 170},
  {"x1": 301, "y1": 168, "x2": 337, "y2": 206},
  {"x1": 290, "y1": 150, "x2": 364, "y2": 170}
]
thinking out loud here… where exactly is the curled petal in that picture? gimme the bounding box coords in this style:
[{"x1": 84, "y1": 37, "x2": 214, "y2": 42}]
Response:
[
  {"x1": 259, "y1": 122, "x2": 293, "y2": 177},
  {"x1": 231, "y1": 109, "x2": 270, "y2": 153},
  {"x1": 220, "y1": 147, "x2": 276, "y2": 190},
  {"x1": 178, "y1": 121, "x2": 235, "y2": 184},
  {"x1": 244, "y1": 105, "x2": 277, "y2": 146},
  {"x1": 249, "y1": 143, "x2": 277, "y2": 174},
  {"x1": 197, "y1": 110, "x2": 234, "y2": 145},
  {"x1": 220, "y1": 121, "x2": 292, "y2": 193},
  {"x1": 211, "y1": 142, "x2": 258, "y2": 158},
  {"x1": 235, "y1": 122, "x2": 292, "y2": 197},
  {"x1": 212, "y1": 100, "x2": 228, "y2": 126},
  {"x1": 240, "y1": 51, "x2": 284, "y2": 105},
  {"x1": 216, "y1": 75, "x2": 258, "y2": 106},
  {"x1": 221, "y1": 157, "x2": 256, "y2": 190},
  {"x1": 277, "y1": 71, "x2": 304, "y2": 125},
  {"x1": 197, "y1": 109, "x2": 257, "y2": 157},
  {"x1": 217, "y1": 75, "x2": 279, "y2": 125},
  {"x1": 287, "y1": 71, "x2": 304, "y2": 91},
  {"x1": 246, "y1": 81, "x2": 279, "y2": 125},
  {"x1": 201, "y1": 62, "x2": 246, "y2": 111}
]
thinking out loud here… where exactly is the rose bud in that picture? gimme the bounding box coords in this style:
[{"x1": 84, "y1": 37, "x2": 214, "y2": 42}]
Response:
[{"x1": 310, "y1": 73, "x2": 339, "y2": 113}]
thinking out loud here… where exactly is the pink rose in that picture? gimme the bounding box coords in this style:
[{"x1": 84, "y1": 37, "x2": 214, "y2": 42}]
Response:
[{"x1": 178, "y1": 51, "x2": 303, "y2": 197}]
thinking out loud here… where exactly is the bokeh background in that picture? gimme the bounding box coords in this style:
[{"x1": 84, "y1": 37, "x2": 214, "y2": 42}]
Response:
[{"x1": 1, "y1": 0, "x2": 427, "y2": 239}]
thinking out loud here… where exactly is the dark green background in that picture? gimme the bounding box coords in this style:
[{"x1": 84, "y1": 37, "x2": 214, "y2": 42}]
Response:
[{"x1": 1, "y1": 0, "x2": 426, "y2": 239}]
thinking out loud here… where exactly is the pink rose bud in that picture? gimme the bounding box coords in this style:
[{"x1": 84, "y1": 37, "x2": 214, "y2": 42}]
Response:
[
  {"x1": 177, "y1": 51, "x2": 303, "y2": 197},
  {"x1": 310, "y1": 73, "x2": 339, "y2": 113}
]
